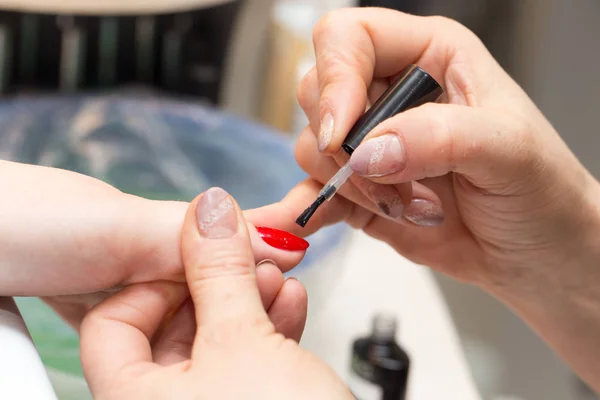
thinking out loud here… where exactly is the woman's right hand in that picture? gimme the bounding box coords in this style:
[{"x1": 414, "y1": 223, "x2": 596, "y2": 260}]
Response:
[{"x1": 247, "y1": 8, "x2": 600, "y2": 390}]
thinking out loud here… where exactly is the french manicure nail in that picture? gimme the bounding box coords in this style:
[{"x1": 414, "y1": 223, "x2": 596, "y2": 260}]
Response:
[
  {"x1": 349, "y1": 134, "x2": 406, "y2": 177},
  {"x1": 404, "y1": 199, "x2": 445, "y2": 227},
  {"x1": 376, "y1": 198, "x2": 405, "y2": 220},
  {"x1": 256, "y1": 227, "x2": 310, "y2": 251},
  {"x1": 196, "y1": 187, "x2": 237, "y2": 238},
  {"x1": 319, "y1": 112, "x2": 334, "y2": 152}
]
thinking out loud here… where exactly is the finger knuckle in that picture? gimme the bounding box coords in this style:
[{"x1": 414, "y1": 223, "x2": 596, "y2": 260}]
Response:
[
  {"x1": 417, "y1": 104, "x2": 458, "y2": 173},
  {"x1": 193, "y1": 249, "x2": 254, "y2": 281},
  {"x1": 99, "y1": 296, "x2": 152, "y2": 330},
  {"x1": 427, "y1": 15, "x2": 471, "y2": 38},
  {"x1": 312, "y1": 10, "x2": 375, "y2": 93},
  {"x1": 427, "y1": 15, "x2": 484, "y2": 55},
  {"x1": 312, "y1": 10, "x2": 342, "y2": 42},
  {"x1": 294, "y1": 129, "x2": 316, "y2": 171},
  {"x1": 296, "y1": 69, "x2": 316, "y2": 109},
  {"x1": 319, "y1": 52, "x2": 351, "y2": 85},
  {"x1": 197, "y1": 316, "x2": 273, "y2": 346},
  {"x1": 509, "y1": 116, "x2": 545, "y2": 173}
]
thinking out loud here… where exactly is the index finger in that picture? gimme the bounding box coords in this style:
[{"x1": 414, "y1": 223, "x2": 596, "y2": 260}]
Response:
[{"x1": 312, "y1": 8, "x2": 490, "y2": 153}]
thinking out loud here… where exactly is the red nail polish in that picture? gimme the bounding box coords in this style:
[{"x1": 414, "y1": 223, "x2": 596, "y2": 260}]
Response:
[{"x1": 256, "y1": 227, "x2": 309, "y2": 251}]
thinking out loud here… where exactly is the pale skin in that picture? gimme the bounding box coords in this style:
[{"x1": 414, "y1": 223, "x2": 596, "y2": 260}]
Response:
[
  {"x1": 0, "y1": 160, "x2": 308, "y2": 337},
  {"x1": 80, "y1": 188, "x2": 352, "y2": 400},
  {"x1": 247, "y1": 7, "x2": 600, "y2": 393},
  {"x1": 4, "y1": 6, "x2": 600, "y2": 398}
]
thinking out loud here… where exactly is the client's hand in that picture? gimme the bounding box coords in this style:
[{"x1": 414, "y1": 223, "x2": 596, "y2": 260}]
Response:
[
  {"x1": 0, "y1": 161, "x2": 307, "y2": 330},
  {"x1": 80, "y1": 188, "x2": 351, "y2": 399}
]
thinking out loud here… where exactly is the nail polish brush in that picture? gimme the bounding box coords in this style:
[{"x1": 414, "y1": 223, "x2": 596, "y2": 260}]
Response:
[{"x1": 296, "y1": 64, "x2": 443, "y2": 228}]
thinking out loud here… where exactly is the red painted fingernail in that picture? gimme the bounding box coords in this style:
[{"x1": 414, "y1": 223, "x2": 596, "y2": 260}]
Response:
[{"x1": 256, "y1": 227, "x2": 309, "y2": 251}]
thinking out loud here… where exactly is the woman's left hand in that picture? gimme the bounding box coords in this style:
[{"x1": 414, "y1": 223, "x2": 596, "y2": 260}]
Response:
[
  {"x1": 0, "y1": 161, "x2": 307, "y2": 332},
  {"x1": 80, "y1": 188, "x2": 348, "y2": 399}
]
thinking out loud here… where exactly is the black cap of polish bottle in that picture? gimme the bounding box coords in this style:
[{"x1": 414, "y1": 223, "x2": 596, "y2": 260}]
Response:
[{"x1": 341, "y1": 64, "x2": 443, "y2": 155}]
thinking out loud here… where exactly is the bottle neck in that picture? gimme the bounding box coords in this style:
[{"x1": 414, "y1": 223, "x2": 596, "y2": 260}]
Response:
[{"x1": 371, "y1": 313, "x2": 397, "y2": 342}]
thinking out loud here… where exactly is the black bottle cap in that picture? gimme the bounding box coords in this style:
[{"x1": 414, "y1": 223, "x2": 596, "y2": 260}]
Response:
[{"x1": 341, "y1": 64, "x2": 443, "y2": 155}]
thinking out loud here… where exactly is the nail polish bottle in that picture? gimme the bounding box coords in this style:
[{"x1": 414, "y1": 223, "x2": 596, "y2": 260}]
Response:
[{"x1": 348, "y1": 313, "x2": 410, "y2": 400}]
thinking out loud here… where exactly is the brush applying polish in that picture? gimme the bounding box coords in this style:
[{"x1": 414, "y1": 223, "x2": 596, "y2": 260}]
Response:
[
  {"x1": 296, "y1": 163, "x2": 353, "y2": 227},
  {"x1": 295, "y1": 64, "x2": 444, "y2": 228}
]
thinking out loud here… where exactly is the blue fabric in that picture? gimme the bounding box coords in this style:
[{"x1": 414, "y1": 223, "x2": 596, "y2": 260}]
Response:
[{"x1": 0, "y1": 93, "x2": 348, "y2": 269}]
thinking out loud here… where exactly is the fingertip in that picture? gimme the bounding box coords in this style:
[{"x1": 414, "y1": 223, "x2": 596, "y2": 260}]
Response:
[
  {"x1": 255, "y1": 261, "x2": 285, "y2": 309},
  {"x1": 256, "y1": 226, "x2": 310, "y2": 251},
  {"x1": 268, "y1": 278, "x2": 308, "y2": 342},
  {"x1": 403, "y1": 181, "x2": 445, "y2": 228},
  {"x1": 182, "y1": 188, "x2": 266, "y2": 329},
  {"x1": 318, "y1": 79, "x2": 368, "y2": 154},
  {"x1": 281, "y1": 278, "x2": 308, "y2": 340},
  {"x1": 349, "y1": 103, "x2": 507, "y2": 184},
  {"x1": 318, "y1": 109, "x2": 335, "y2": 153},
  {"x1": 285, "y1": 278, "x2": 308, "y2": 309},
  {"x1": 186, "y1": 187, "x2": 248, "y2": 242},
  {"x1": 245, "y1": 178, "x2": 353, "y2": 239},
  {"x1": 248, "y1": 223, "x2": 307, "y2": 273}
]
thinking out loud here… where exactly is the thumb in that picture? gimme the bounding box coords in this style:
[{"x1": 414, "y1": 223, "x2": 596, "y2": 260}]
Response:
[
  {"x1": 182, "y1": 187, "x2": 268, "y2": 333},
  {"x1": 348, "y1": 103, "x2": 544, "y2": 192}
]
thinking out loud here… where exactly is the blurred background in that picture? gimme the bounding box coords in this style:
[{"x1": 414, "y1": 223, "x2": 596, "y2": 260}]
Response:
[{"x1": 0, "y1": 0, "x2": 598, "y2": 399}]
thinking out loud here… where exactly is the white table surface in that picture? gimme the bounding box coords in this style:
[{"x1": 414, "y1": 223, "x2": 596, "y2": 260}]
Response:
[
  {"x1": 0, "y1": 230, "x2": 481, "y2": 400},
  {"x1": 299, "y1": 230, "x2": 482, "y2": 400}
]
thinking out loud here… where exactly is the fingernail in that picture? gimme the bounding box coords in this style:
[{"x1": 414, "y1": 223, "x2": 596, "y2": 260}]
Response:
[
  {"x1": 256, "y1": 227, "x2": 310, "y2": 251},
  {"x1": 319, "y1": 112, "x2": 334, "y2": 152},
  {"x1": 349, "y1": 134, "x2": 405, "y2": 177},
  {"x1": 376, "y1": 198, "x2": 405, "y2": 220},
  {"x1": 404, "y1": 199, "x2": 445, "y2": 227},
  {"x1": 196, "y1": 187, "x2": 237, "y2": 238}
]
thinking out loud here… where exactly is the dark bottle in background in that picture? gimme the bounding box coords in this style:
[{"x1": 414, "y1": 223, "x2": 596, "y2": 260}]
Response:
[{"x1": 348, "y1": 313, "x2": 410, "y2": 400}]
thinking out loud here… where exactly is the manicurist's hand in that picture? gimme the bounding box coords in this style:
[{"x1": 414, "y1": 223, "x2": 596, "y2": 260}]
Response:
[
  {"x1": 0, "y1": 161, "x2": 308, "y2": 331},
  {"x1": 80, "y1": 188, "x2": 351, "y2": 400},
  {"x1": 247, "y1": 8, "x2": 600, "y2": 391}
]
